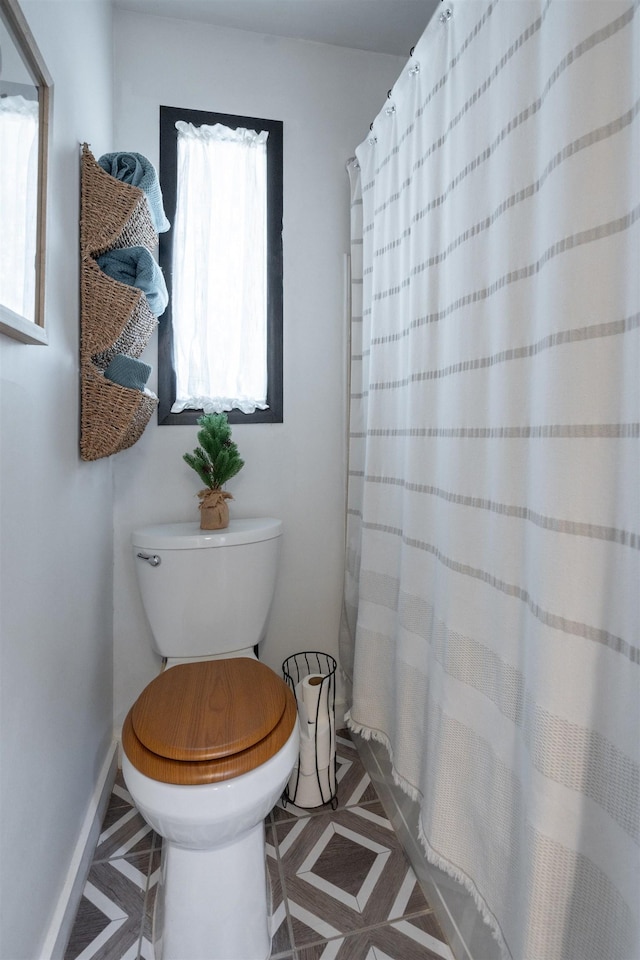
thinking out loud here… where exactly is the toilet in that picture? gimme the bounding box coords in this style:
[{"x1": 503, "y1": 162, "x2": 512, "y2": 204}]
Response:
[{"x1": 121, "y1": 518, "x2": 299, "y2": 960}]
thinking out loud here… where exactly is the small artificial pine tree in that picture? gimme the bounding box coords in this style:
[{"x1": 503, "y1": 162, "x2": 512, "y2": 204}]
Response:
[{"x1": 183, "y1": 413, "x2": 244, "y2": 490}]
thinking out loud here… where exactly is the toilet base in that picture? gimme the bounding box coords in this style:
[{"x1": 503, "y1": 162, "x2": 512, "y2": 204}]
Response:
[{"x1": 153, "y1": 822, "x2": 271, "y2": 960}]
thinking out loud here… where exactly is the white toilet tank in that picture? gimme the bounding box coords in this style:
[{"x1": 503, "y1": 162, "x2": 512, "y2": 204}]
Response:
[{"x1": 132, "y1": 518, "x2": 282, "y2": 659}]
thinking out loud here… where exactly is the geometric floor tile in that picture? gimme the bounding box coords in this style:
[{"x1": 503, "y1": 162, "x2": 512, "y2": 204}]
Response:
[
  {"x1": 64, "y1": 775, "x2": 160, "y2": 960},
  {"x1": 65, "y1": 746, "x2": 453, "y2": 960},
  {"x1": 296, "y1": 822, "x2": 390, "y2": 912},
  {"x1": 63, "y1": 886, "x2": 125, "y2": 960},
  {"x1": 93, "y1": 801, "x2": 155, "y2": 864},
  {"x1": 274, "y1": 801, "x2": 441, "y2": 949},
  {"x1": 333, "y1": 732, "x2": 379, "y2": 808},
  {"x1": 266, "y1": 842, "x2": 294, "y2": 957},
  {"x1": 296, "y1": 916, "x2": 456, "y2": 959},
  {"x1": 64, "y1": 853, "x2": 156, "y2": 960}
]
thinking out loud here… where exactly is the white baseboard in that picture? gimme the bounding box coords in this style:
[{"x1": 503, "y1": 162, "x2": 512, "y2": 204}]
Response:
[{"x1": 40, "y1": 741, "x2": 118, "y2": 960}]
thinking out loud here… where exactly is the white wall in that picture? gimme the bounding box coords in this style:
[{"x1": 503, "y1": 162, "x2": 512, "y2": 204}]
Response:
[
  {"x1": 0, "y1": 3, "x2": 115, "y2": 958},
  {"x1": 0, "y1": 5, "x2": 409, "y2": 954},
  {"x1": 111, "y1": 10, "x2": 405, "y2": 727}
]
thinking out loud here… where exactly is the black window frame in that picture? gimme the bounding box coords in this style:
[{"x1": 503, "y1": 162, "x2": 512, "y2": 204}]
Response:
[{"x1": 157, "y1": 105, "x2": 283, "y2": 425}]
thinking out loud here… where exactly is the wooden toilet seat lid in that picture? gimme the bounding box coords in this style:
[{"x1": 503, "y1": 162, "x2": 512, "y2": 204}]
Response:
[{"x1": 131, "y1": 658, "x2": 287, "y2": 761}]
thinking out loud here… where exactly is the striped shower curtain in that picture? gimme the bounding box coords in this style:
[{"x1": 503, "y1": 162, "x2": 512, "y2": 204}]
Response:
[{"x1": 341, "y1": 3, "x2": 639, "y2": 958}]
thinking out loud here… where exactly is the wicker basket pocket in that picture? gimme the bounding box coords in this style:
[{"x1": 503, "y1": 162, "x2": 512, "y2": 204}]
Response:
[
  {"x1": 80, "y1": 145, "x2": 158, "y2": 258},
  {"x1": 80, "y1": 258, "x2": 157, "y2": 364},
  {"x1": 91, "y1": 299, "x2": 157, "y2": 370},
  {"x1": 80, "y1": 363, "x2": 158, "y2": 461},
  {"x1": 116, "y1": 396, "x2": 159, "y2": 454}
]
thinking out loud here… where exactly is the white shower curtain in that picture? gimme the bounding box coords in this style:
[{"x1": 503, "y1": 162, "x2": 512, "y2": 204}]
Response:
[{"x1": 342, "y1": 3, "x2": 639, "y2": 959}]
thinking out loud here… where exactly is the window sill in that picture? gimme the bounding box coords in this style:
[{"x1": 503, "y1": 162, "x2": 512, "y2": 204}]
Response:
[{"x1": 158, "y1": 405, "x2": 283, "y2": 426}]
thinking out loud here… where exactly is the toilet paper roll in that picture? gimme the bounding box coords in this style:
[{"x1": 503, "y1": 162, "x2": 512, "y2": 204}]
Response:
[
  {"x1": 287, "y1": 763, "x2": 336, "y2": 808},
  {"x1": 298, "y1": 716, "x2": 333, "y2": 774},
  {"x1": 301, "y1": 673, "x2": 330, "y2": 724},
  {"x1": 294, "y1": 680, "x2": 308, "y2": 725}
]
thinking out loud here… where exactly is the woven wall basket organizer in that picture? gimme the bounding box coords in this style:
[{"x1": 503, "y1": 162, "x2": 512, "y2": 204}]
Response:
[{"x1": 79, "y1": 144, "x2": 159, "y2": 461}]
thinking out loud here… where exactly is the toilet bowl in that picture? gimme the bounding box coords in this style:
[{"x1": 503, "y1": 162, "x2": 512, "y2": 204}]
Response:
[{"x1": 122, "y1": 658, "x2": 299, "y2": 960}]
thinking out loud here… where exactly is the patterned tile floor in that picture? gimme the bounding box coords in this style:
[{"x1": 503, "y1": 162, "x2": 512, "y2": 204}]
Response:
[{"x1": 65, "y1": 730, "x2": 455, "y2": 960}]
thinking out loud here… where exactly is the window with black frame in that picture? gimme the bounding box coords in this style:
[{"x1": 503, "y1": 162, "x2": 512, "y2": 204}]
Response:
[{"x1": 158, "y1": 105, "x2": 283, "y2": 425}]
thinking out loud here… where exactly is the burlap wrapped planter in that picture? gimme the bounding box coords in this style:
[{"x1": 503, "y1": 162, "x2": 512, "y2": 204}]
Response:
[{"x1": 198, "y1": 489, "x2": 233, "y2": 530}]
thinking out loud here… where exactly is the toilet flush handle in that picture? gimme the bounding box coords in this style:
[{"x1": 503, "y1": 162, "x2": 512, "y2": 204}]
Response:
[{"x1": 137, "y1": 552, "x2": 161, "y2": 567}]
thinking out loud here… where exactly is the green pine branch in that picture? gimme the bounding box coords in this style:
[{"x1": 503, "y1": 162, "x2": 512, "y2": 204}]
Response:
[{"x1": 183, "y1": 414, "x2": 244, "y2": 490}]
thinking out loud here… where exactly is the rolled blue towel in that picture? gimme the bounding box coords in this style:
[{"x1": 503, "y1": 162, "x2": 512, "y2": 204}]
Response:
[
  {"x1": 104, "y1": 354, "x2": 151, "y2": 392},
  {"x1": 97, "y1": 151, "x2": 170, "y2": 234},
  {"x1": 97, "y1": 246, "x2": 168, "y2": 317}
]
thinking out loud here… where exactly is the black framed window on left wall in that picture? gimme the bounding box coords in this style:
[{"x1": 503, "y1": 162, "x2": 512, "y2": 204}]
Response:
[{"x1": 157, "y1": 105, "x2": 283, "y2": 425}]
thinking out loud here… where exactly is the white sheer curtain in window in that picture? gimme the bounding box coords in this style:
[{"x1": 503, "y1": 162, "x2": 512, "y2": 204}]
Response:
[
  {"x1": 0, "y1": 95, "x2": 38, "y2": 321},
  {"x1": 171, "y1": 121, "x2": 269, "y2": 414}
]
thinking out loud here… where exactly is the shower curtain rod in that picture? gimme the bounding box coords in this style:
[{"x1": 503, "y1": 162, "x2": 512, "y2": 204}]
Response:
[{"x1": 357, "y1": 1, "x2": 451, "y2": 146}]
